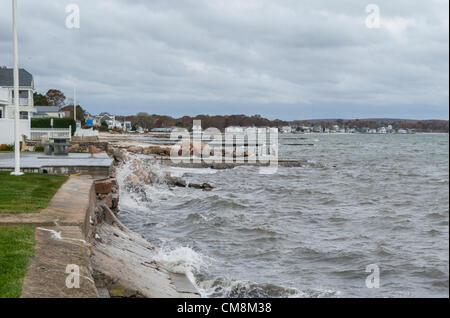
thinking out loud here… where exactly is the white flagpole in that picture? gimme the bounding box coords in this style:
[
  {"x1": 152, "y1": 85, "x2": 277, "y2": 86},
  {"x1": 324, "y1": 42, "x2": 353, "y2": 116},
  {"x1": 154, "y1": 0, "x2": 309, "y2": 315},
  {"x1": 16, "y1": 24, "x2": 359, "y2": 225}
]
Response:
[{"x1": 11, "y1": 0, "x2": 23, "y2": 176}]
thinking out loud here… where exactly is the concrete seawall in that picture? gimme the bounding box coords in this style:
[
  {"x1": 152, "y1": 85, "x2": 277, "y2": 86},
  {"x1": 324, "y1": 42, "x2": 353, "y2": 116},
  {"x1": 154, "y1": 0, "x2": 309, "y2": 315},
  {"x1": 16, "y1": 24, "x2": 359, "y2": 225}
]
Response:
[
  {"x1": 14, "y1": 176, "x2": 199, "y2": 298},
  {"x1": 20, "y1": 177, "x2": 99, "y2": 298}
]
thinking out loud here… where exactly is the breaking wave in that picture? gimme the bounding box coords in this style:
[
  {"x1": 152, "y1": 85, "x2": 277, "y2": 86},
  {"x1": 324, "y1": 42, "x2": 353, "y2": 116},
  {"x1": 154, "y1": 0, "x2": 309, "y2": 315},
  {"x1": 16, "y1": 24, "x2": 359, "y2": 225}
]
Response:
[{"x1": 197, "y1": 278, "x2": 340, "y2": 298}]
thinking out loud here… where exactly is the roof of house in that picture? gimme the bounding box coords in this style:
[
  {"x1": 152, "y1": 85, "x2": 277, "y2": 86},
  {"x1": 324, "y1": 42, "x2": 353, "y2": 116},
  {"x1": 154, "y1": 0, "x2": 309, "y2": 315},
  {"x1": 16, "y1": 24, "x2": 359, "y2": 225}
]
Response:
[
  {"x1": 0, "y1": 68, "x2": 34, "y2": 87},
  {"x1": 60, "y1": 105, "x2": 79, "y2": 112},
  {"x1": 34, "y1": 106, "x2": 61, "y2": 113}
]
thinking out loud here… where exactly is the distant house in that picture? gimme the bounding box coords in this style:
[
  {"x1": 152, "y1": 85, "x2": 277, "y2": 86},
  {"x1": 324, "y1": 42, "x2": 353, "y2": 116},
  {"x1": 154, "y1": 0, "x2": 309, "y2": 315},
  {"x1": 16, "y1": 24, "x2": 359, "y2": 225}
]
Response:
[
  {"x1": 122, "y1": 121, "x2": 132, "y2": 132},
  {"x1": 84, "y1": 113, "x2": 100, "y2": 127},
  {"x1": 0, "y1": 66, "x2": 35, "y2": 119},
  {"x1": 60, "y1": 105, "x2": 79, "y2": 119},
  {"x1": 225, "y1": 126, "x2": 243, "y2": 133},
  {"x1": 300, "y1": 126, "x2": 311, "y2": 133},
  {"x1": 377, "y1": 127, "x2": 387, "y2": 134},
  {"x1": 280, "y1": 126, "x2": 292, "y2": 134},
  {"x1": 151, "y1": 127, "x2": 174, "y2": 133},
  {"x1": 91, "y1": 113, "x2": 130, "y2": 131},
  {"x1": 312, "y1": 126, "x2": 323, "y2": 133},
  {"x1": 98, "y1": 112, "x2": 115, "y2": 124},
  {"x1": 95, "y1": 113, "x2": 118, "y2": 129},
  {"x1": 360, "y1": 127, "x2": 369, "y2": 133},
  {"x1": 106, "y1": 119, "x2": 120, "y2": 130},
  {"x1": 33, "y1": 106, "x2": 65, "y2": 118}
]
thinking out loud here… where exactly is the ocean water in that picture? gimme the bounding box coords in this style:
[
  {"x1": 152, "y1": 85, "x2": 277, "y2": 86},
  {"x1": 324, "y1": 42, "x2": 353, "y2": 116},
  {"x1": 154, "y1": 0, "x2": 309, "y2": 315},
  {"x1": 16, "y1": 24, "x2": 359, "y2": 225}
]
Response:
[{"x1": 117, "y1": 134, "x2": 449, "y2": 298}]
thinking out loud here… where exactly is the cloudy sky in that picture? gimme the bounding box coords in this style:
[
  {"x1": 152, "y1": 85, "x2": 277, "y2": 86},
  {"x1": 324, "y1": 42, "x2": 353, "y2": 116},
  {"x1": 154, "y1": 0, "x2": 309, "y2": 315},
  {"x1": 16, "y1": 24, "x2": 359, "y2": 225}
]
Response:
[{"x1": 0, "y1": 0, "x2": 448, "y2": 119}]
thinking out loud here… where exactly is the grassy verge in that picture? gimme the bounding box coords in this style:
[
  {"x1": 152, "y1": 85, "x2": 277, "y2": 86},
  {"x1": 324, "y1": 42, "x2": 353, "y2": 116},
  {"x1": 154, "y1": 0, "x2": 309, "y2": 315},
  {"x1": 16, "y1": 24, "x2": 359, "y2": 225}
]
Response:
[
  {"x1": 0, "y1": 226, "x2": 35, "y2": 298},
  {"x1": 0, "y1": 171, "x2": 67, "y2": 214}
]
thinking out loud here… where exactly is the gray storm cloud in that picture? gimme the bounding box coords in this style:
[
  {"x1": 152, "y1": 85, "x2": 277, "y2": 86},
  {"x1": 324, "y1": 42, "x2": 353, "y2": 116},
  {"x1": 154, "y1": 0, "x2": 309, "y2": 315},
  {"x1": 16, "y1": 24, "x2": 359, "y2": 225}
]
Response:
[{"x1": 0, "y1": 0, "x2": 448, "y2": 119}]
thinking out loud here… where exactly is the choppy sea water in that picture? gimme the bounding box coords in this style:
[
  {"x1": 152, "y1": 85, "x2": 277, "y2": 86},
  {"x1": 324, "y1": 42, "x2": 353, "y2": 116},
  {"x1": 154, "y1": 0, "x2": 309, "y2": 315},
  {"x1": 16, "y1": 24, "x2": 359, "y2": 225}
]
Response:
[{"x1": 117, "y1": 134, "x2": 449, "y2": 298}]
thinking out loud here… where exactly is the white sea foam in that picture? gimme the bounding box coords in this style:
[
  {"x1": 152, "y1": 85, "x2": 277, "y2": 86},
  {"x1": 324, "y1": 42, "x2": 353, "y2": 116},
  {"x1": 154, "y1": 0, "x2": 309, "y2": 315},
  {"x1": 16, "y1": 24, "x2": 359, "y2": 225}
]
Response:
[
  {"x1": 165, "y1": 166, "x2": 218, "y2": 178},
  {"x1": 154, "y1": 246, "x2": 211, "y2": 285},
  {"x1": 197, "y1": 278, "x2": 341, "y2": 298}
]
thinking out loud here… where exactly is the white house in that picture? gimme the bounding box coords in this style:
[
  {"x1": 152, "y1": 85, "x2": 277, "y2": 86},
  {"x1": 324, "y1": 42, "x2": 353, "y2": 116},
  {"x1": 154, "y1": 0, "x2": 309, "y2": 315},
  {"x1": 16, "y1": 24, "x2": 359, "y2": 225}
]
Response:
[
  {"x1": 122, "y1": 121, "x2": 132, "y2": 132},
  {"x1": 0, "y1": 67, "x2": 35, "y2": 120},
  {"x1": 280, "y1": 126, "x2": 292, "y2": 134},
  {"x1": 225, "y1": 126, "x2": 243, "y2": 133},
  {"x1": 377, "y1": 127, "x2": 387, "y2": 134},
  {"x1": 106, "y1": 119, "x2": 120, "y2": 130},
  {"x1": 98, "y1": 112, "x2": 115, "y2": 124},
  {"x1": 97, "y1": 113, "x2": 119, "y2": 130},
  {"x1": 0, "y1": 67, "x2": 35, "y2": 144},
  {"x1": 312, "y1": 126, "x2": 323, "y2": 133}
]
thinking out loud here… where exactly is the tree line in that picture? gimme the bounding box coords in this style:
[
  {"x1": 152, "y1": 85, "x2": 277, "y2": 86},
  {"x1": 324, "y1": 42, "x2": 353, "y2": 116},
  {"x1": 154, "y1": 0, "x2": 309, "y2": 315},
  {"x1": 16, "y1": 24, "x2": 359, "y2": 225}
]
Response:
[
  {"x1": 293, "y1": 119, "x2": 449, "y2": 132},
  {"x1": 116, "y1": 113, "x2": 290, "y2": 131},
  {"x1": 118, "y1": 113, "x2": 449, "y2": 132}
]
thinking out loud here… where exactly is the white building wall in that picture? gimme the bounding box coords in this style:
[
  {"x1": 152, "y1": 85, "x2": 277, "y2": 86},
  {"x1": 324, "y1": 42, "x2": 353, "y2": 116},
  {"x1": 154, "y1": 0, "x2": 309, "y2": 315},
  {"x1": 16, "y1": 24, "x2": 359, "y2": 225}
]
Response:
[
  {"x1": 0, "y1": 118, "x2": 31, "y2": 144},
  {"x1": 0, "y1": 87, "x2": 8, "y2": 104}
]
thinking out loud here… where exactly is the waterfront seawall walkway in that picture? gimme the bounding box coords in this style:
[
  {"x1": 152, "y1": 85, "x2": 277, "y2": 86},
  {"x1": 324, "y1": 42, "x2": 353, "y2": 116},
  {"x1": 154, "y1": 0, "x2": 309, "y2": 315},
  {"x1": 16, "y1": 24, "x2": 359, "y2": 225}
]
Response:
[{"x1": 0, "y1": 177, "x2": 99, "y2": 298}]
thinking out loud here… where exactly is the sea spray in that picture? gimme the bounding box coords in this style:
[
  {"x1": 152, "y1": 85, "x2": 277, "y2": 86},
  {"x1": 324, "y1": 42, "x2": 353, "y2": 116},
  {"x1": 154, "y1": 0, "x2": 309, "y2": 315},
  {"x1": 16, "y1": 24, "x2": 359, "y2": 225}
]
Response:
[
  {"x1": 154, "y1": 246, "x2": 212, "y2": 288},
  {"x1": 115, "y1": 152, "x2": 214, "y2": 289},
  {"x1": 197, "y1": 278, "x2": 340, "y2": 298}
]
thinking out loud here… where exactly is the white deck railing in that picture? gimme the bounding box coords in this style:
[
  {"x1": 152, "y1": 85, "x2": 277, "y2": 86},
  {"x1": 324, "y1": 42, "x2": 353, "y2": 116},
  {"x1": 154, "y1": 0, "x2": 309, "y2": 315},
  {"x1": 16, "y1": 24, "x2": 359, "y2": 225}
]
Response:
[{"x1": 29, "y1": 127, "x2": 72, "y2": 141}]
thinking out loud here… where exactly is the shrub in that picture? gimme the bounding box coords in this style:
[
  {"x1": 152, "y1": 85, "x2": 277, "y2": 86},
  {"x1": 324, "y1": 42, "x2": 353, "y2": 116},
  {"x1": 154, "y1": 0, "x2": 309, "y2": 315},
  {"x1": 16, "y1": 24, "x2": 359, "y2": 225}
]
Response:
[
  {"x1": 31, "y1": 118, "x2": 76, "y2": 135},
  {"x1": 0, "y1": 144, "x2": 14, "y2": 152},
  {"x1": 98, "y1": 121, "x2": 109, "y2": 132},
  {"x1": 34, "y1": 145, "x2": 44, "y2": 152}
]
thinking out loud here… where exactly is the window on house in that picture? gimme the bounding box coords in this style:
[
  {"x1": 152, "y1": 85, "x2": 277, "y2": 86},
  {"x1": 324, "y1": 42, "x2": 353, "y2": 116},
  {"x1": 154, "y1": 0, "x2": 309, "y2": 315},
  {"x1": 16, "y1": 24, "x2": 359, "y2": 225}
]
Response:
[
  {"x1": 12, "y1": 90, "x2": 29, "y2": 98},
  {"x1": 0, "y1": 109, "x2": 3, "y2": 118},
  {"x1": 19, "y1": 111, "x2": 28, "y2": 120}
]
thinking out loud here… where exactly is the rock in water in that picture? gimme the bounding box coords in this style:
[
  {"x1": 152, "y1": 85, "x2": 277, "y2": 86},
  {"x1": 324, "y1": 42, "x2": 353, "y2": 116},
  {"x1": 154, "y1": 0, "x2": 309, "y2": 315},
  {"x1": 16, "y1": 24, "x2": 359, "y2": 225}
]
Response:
[{"x1": 202, "y1": 183, "x2": 214, "y2": 191}]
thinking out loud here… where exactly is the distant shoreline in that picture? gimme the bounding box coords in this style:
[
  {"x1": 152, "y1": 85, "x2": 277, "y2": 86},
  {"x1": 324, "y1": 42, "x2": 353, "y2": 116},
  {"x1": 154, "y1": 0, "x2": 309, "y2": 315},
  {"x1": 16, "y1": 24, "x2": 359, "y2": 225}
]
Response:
[{"x1": 111, "y1": 113, "x2": 449, "y2": 134}]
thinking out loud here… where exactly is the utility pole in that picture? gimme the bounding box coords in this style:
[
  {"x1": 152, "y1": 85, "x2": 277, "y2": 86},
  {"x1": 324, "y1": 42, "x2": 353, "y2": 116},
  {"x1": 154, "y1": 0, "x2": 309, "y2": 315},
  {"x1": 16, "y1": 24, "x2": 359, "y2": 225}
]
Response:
[{"x1": 11, "y1": 0, "x2": 23, "y2": 176}]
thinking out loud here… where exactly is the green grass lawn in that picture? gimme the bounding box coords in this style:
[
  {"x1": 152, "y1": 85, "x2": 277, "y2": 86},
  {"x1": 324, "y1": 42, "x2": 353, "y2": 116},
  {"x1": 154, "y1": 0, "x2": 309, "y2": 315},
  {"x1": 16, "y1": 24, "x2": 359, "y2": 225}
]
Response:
[
  {"x1": 0, "y1": 225, "x2": 35, "y2": 298},
  {"x1": 0, "y1": 171, "x2": 67, "y2": 214}
]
